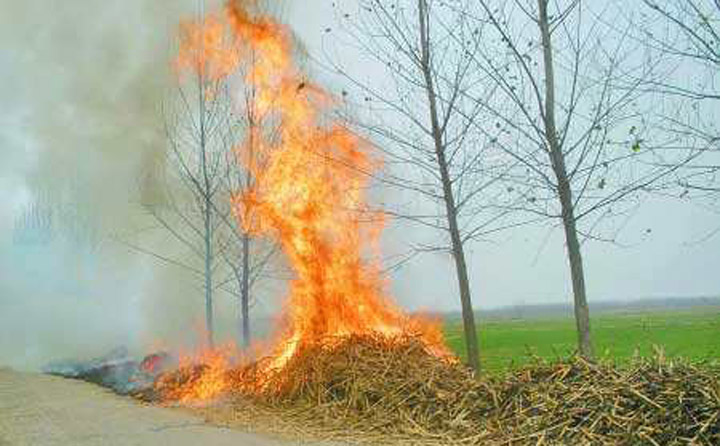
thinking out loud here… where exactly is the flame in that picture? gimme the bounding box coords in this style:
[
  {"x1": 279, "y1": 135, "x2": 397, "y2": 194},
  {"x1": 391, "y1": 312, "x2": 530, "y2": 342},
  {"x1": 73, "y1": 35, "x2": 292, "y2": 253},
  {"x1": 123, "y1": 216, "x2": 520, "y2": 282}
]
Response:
[{"x1": 159, "y1": 1, "x2": 451, "y2": 403}]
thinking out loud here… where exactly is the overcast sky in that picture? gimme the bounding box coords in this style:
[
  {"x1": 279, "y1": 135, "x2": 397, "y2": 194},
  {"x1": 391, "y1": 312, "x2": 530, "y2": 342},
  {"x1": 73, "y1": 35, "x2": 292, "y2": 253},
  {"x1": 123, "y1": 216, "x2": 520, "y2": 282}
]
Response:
[{"x1": 285, "y1": 1, "x2": 720, "y2": 311}]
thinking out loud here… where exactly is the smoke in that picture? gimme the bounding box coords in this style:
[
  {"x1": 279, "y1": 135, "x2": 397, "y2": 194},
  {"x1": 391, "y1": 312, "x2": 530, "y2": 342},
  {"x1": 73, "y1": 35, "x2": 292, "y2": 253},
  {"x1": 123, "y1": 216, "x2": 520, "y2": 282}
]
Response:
[{"x1": 0, "y1": 0, "x2": 234, "y2": 369}]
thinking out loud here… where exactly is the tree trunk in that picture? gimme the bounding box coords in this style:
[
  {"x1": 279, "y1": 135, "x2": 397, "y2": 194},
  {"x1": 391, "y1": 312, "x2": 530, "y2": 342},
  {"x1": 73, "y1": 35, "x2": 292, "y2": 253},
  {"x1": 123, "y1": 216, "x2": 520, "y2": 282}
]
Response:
[
  {"x1": 537, "y1": 0, "x2": 593, "y2": 358},
  {"x1": 199, "y1": 73, "x2": 214, "y2": 348},
  {"x1": 241, "y1": 82, "x2": 257, "y2": 349},
  {"x1": 418, "y1": 0, "x2": 481, "y2": 372},
  {"x1": 443, "y1": 177, "x2": 481, "y2": 372},
  {"x1": 240, "y1": 233, "x2": 251, "y2": 347},
  {"x1": 204, "y1": 202, "x2": 214, "y2": 348},
  {"x1": 559, "y1": 197, "x2": 594, "y2": 358}
]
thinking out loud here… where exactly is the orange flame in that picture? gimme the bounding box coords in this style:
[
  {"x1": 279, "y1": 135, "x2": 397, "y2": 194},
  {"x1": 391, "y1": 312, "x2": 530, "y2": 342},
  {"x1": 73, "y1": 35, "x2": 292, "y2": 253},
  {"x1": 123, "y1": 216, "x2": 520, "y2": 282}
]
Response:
[{"x1": 162, "y1": 1, "x2": 450, "y2": 402}]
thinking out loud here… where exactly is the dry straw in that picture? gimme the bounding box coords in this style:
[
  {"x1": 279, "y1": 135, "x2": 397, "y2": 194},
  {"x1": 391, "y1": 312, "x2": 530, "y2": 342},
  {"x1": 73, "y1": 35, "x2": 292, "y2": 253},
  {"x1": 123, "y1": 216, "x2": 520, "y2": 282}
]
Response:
[{"x1": 143, "y1": 335, "x2": 720, "y2": 445}]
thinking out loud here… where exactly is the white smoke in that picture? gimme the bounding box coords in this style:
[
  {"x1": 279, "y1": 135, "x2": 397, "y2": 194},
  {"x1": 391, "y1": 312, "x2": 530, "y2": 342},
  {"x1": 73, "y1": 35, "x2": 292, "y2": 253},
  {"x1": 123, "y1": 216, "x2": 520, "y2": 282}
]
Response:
[{"x1": 0, "y1": 0, "x2": 241, "y2": 370}]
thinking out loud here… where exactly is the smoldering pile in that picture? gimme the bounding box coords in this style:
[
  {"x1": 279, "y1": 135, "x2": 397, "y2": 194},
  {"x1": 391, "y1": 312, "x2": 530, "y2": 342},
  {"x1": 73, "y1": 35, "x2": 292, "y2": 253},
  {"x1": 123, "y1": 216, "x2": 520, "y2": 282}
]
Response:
[
  {"x1": 146, "y1": 335, "x2": 720, "y2": 445},
  {"x1": 44, "y1": 347, "x2": 174, "y2": 395}
]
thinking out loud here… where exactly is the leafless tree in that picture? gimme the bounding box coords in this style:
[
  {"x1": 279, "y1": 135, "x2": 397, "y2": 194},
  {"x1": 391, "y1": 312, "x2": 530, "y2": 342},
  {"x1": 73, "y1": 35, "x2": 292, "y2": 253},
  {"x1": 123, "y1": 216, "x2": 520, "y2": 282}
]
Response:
[
  {"x1": 641, "y1": 0, "x2": 720, "y2": 101},
  {"x1": 134, "y1": 6, "x2": 284, "y2": 348},
  {"x1": 13, "y1": 186, "x2": 101, "y2": 253},
  {"x1": 13, "y1": 200, "x2": 55, "y2": 247},
  {"x1": 638, "y1": 1, "x2": 720, "y2": 203},
  {"x1": 220, "y1": 70, "x2": 285, "y2": 347},
  {"x1": 451, "y1": 0, "x2": 700, "y2": 358},
  {"x1": 146, "y1": 71, "x2": 234, "y2": 347},
  {"x1": 327, "y1": 0, "x2": 534, "y2": 372},
  {"x1": 138, "y1": 76, "x2": 281, "y2": 348}
]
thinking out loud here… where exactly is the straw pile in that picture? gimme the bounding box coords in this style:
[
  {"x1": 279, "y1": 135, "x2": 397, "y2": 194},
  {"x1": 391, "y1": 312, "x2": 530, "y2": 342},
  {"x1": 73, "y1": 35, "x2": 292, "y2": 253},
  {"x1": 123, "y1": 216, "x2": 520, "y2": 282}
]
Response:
[
  {"x1": 245, "y1": 335, "x2": 497, "y2": 438},
  {"x1": 485, "y1": 357, "x2": 720, "y2": 445},
  {"x1": 150, "y1": 336, "x2": 720, "y2": 445}
]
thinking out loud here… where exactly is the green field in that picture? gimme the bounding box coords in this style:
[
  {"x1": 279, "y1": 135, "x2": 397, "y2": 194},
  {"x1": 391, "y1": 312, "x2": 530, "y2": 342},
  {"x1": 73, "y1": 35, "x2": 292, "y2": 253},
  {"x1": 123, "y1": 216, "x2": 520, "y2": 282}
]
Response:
[{"x1": 444, "y1": 308, "x2": 720, "y2": 374}]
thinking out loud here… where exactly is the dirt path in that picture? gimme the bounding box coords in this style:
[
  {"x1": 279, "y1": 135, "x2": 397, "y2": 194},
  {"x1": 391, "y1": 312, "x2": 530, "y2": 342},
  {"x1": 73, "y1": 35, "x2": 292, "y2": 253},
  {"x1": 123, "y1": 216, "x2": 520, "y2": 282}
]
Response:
[{"x1": 0, "y1": 368, "x2": 304, "y2": 446}]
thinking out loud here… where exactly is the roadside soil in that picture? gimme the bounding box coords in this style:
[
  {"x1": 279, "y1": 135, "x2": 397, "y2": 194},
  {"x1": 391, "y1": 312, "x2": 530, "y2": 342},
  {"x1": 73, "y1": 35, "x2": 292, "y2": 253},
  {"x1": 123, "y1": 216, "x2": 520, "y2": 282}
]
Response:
[{"x1": 0, "y1": 367, "x2": 317, "y2": 446}]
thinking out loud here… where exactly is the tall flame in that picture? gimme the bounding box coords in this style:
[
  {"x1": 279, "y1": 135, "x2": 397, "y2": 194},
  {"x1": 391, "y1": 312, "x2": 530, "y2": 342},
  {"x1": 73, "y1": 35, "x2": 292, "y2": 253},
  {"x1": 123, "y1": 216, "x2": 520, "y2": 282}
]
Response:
[{"x1": 170, "y1": 0, "x2": 449, "y2": 398}]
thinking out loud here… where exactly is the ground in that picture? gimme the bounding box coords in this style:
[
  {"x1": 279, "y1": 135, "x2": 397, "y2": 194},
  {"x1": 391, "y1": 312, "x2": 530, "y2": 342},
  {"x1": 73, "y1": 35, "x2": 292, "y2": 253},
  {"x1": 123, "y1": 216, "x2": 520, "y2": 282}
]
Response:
[
  {"x1": 0, "y1": 368, "x2": 319, "y2": 446},
  {"x1": 2, "y1": 307, "x2": 717, "y2": 445},
  {"x1": 444, "y1": 307, "x2": 720, "y2": 372}
]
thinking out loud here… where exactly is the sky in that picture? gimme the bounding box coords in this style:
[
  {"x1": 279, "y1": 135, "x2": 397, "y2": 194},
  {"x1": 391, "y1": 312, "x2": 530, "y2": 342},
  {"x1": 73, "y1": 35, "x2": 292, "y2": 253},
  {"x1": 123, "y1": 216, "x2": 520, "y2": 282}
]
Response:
[
  {"x1": 0, "y1": 0, "x2": 718, "y2": 368},
  {"x1": 286, "y1": 1, "x2": 720, "y2": 310}
]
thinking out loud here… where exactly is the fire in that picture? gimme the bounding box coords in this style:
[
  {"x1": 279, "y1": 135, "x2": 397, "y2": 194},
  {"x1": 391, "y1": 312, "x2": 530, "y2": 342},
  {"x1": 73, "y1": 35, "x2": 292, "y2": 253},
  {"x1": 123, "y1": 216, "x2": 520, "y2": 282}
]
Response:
[
  {"x1": 160, "y1": 0, "x2": 451, "y2": 403},
  {"x1": 157, "y1": 347, "x2": 230, "y2": 403}
]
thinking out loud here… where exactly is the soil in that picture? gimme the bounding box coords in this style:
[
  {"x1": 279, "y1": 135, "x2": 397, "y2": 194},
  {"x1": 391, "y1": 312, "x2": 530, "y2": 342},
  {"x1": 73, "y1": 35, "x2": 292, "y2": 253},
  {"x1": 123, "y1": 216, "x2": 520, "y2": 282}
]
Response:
[{"x1": 0, "y1": 367, "x2": 315, "y2": 446}]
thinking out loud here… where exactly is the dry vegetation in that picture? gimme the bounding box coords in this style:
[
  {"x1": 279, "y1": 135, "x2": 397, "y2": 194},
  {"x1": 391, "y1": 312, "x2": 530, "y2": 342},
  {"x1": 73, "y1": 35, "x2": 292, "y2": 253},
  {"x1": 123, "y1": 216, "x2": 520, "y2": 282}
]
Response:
[{"x1": 144, "y1": 335, "x2": 720, "y2": 445}]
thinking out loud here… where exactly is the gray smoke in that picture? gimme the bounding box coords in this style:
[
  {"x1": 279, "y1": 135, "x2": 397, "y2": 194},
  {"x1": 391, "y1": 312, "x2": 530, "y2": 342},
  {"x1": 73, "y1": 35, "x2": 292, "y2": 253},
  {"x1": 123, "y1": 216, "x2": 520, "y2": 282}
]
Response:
[{"x1": 0, "y1": 0, "x2": 240, "y2": 370}]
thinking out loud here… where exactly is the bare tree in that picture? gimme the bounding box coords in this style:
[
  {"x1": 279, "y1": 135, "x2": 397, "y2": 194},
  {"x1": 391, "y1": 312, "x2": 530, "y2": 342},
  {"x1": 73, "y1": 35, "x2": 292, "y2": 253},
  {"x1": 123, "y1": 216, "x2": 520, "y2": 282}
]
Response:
[
  {"x1": 13, "y1": 186, "x2": 102, "y2": 253},
  {"x1": 327, "y1": 0, "x2": 530, "y2": 372},
  {"x1": 135, "y1": 9, "x2": 282, "y2": 348},
  {"x1": 145, "y1": 74, "x2": 233, "y2": 347},
  {"x1": 139, "y1": 77, "x2": 280, "y2": 348},
  {"x1": 456, "y1": 0, "x2": 694, "y2": 358},
  {"x1": 638, "y1": 1, "x2": 720, "y2": 201},
  {"x1": 641, "y1": 0, "x2": 720, "y2": 101},
  {"x1": 136, "y1": 7, "x2": 247, "y2": 346},
  {"x1": 219, "y1": 75, "x2": 283, "y2": 347},
  {"x1": 13, "y1": 200, "x2": 55, "y2": 247}
]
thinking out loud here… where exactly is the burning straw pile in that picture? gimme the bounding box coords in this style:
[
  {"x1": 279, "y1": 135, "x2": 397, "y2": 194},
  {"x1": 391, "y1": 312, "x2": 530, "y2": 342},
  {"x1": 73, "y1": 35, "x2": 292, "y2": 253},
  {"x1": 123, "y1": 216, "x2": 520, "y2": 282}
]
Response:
[
  {"x1": 127, "y1": 3, "x2": 720, "y2": 444},
  {"x1": 243, "y1": 335, "x2": 495, "y2": 436},
  {"x1": 149, "y1": 335, "x2": 720, "y2": 446}
]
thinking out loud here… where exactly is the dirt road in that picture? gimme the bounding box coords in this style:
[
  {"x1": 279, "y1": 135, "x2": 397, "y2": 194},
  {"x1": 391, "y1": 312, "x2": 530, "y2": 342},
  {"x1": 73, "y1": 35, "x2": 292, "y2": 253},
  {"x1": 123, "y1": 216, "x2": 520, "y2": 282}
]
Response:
[{"x1": 0, "y1": 368, "x2": 308, "y2": 446}]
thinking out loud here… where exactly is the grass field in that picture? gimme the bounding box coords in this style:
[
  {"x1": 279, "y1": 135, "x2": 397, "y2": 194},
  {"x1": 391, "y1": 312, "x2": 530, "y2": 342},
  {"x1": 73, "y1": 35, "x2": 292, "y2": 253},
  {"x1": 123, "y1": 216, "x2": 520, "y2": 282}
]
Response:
[{"x1": 443, "y1": 308, "x2": 720, "y2": 373}]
